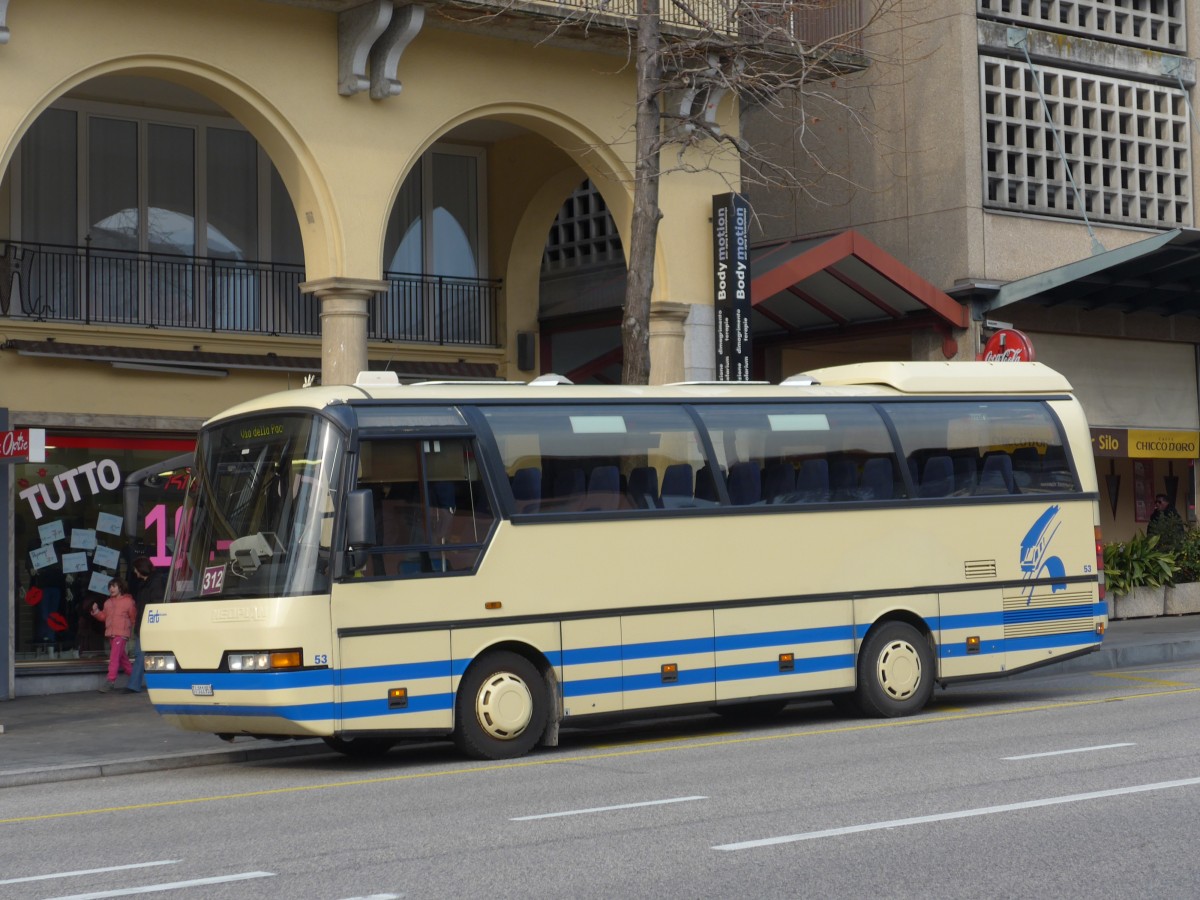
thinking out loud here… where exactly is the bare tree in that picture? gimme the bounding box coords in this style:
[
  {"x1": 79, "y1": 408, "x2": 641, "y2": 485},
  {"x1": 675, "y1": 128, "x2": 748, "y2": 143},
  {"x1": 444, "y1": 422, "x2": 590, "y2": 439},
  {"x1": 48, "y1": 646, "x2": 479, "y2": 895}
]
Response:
[
  {"x1": 439, "y1": 0, "x2": 905, "y2": 384},
  {"x1": 616, "y1": 0, "x2": 905, "y2": 383}
]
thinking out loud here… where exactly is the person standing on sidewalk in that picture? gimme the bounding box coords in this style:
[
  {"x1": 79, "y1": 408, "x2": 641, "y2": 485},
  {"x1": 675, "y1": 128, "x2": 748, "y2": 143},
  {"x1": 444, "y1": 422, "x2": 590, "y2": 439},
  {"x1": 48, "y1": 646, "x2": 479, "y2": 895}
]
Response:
[
  {"x1": 125, "y1": 557, "x2": 166, "y2": 693},
  {"x1": 90, "y1": 578, "x2": 137, "y2": 692}
]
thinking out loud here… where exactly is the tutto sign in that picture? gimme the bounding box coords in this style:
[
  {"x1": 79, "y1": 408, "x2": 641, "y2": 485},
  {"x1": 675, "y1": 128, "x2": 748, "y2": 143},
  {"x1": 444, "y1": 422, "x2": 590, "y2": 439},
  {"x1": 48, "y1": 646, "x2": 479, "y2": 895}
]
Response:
[
  {"x1": 0, "y1": 428, "x2": 46, "y2": 463},
  {"x1": 713, "y1": 192, "x2": 753, "y2": 382},
  {"x1": 980, "y1": 328, "x2": 1035, "y2": 362},
  {"x1": 1091, "y1": 427, "x2": 1200, "y2": 459}
]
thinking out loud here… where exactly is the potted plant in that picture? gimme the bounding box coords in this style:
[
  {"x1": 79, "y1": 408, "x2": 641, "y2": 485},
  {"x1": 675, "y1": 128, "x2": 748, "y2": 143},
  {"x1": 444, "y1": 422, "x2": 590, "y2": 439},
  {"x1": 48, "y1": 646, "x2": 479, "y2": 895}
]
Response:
[
  {"x1": 1167, "y1": 527, "x2": 1200, "y2": 616},
  {"x1": 1104, "y1": 533, "x2": 1175, "y2": 619}
]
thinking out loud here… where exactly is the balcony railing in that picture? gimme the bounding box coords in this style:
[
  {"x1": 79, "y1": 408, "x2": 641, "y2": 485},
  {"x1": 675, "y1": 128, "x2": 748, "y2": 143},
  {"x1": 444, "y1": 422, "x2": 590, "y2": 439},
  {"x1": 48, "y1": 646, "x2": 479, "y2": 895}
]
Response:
[
  {"x1": 461, "y1": 0, "x2": 865, "y2": 54},
  {"x1": 0, "y1": 240, "x2": 500, "y2": 346}
]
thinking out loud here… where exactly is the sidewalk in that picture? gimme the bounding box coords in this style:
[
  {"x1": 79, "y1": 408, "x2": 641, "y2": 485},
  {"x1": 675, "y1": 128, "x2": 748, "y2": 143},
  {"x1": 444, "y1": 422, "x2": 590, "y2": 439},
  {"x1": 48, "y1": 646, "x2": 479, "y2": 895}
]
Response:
[{"x1": 2, "y1": 615, "x2": 1200, "y2": 789}]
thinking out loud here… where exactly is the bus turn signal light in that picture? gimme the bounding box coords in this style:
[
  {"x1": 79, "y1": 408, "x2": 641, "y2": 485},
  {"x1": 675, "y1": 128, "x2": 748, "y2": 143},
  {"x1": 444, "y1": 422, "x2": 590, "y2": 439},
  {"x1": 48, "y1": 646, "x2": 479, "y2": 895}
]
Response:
[
  {"x1": 388, "y1": 687, "x2": 408, "y2": 709},
  {"x1": 270, "y1": 651, "x2": 302, "y2": 669},
  {"x1": 966, "y1": 636, "x2": 981, "y2": 654}
]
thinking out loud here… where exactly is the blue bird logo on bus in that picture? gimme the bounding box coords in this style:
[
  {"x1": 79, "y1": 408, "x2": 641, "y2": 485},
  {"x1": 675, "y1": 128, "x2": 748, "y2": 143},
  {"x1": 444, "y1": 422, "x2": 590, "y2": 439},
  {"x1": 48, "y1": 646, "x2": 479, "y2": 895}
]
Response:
[{"x1": 1020, "y1": 504, "x2": 1067, "y2": 603}]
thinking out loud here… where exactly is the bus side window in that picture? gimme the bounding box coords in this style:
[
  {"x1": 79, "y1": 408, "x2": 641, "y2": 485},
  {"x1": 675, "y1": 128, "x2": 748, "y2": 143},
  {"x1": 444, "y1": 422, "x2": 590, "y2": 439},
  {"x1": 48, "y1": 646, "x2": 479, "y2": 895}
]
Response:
[{"x1": 356, "y1": 437, "x2": 493, "y2": 578}]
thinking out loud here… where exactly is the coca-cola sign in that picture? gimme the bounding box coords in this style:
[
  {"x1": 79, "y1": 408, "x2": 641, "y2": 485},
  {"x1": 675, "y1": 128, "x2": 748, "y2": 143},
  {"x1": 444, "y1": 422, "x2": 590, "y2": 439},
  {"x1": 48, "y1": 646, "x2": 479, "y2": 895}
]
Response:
[
  {"x1": 979, "y1": 329, "x2": 1035, "y2": 362},
  {"x1": 0, "y1": 428, "x2": 46, "y2": 463}
]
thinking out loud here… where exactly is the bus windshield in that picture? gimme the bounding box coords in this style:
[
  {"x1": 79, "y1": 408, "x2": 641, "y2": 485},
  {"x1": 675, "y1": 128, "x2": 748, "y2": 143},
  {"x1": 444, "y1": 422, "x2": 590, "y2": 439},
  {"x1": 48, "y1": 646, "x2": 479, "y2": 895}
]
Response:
[{"x1": 168, "y1": 412, "x2": 346, "y2": 601}]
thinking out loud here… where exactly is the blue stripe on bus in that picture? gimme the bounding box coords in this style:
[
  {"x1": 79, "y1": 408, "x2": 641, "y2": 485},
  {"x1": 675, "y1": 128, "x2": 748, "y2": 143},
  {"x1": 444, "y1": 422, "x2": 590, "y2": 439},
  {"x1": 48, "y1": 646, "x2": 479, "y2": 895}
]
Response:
[
  {"x1": 1003, "y1": 605, "x2": 1094, "y2": 625},
  {"x1": 339, "y1": 694, "x2": 454, "y2": 717},
  {"x1": 151, "y1": 613, "x2": 1104, "y2": 714},
  {"x1": 149, "y1": 670, "x2": 334, "y2": 691},
  {"x1": 940, "y1": 629, "x2": 1100, "y2": 659},
  {"x1": 717, "y1": 655, "x2": 855, "y2": 681},
  {"x1": 715, "y1": 626, "x2": 855, "y2": 651},
  {"x1": 933, "y1": 612, "x2": 1004, "y2": 630},
  {"x1": 337, "y1": 660, "x2": 452, "y2": 685},
  {"x1": 153, "y1": 701, "x2": 336, "y2": 721},
  {"x1": 561, "y1": 654, "x2": 856, "y2": 698},
  {"x1": 936, "y1": 603, "x2": 1097, "y2": 632},
  {"x1": 562, "y1": 626, "x2": 854, "y2": 667},
  {"x1": 1005, "y1": 631, "x2": 1102, "y2": 653}
]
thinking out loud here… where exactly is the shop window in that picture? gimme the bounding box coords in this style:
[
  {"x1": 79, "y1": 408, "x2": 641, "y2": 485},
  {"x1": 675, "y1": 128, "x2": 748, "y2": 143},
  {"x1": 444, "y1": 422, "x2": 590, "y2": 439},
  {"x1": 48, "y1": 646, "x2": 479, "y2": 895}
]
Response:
[{"x1": 11, "y1": 433, "x2": 192, "y2": 664}]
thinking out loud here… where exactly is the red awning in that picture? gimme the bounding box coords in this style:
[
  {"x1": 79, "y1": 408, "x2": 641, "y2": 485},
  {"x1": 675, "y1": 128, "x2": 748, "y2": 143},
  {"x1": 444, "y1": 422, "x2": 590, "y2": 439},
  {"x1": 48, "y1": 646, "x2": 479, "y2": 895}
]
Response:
[{"x1": 750, "y1": 230, "x2": 967, "y2": 338}]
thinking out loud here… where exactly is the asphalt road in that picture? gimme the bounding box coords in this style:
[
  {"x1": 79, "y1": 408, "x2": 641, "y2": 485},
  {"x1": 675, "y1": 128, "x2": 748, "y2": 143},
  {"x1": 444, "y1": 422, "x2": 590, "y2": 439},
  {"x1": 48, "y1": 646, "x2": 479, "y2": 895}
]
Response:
[{"x1": 2, "y1": 661, "x2": 1199, "y2": 899}]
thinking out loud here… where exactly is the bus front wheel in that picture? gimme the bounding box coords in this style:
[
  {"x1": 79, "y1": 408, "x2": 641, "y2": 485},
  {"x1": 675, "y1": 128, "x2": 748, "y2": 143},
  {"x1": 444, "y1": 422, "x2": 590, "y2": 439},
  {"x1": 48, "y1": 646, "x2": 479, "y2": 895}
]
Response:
[
  {"x1": 855, "y1": 621, "x2": 934, "y2": 717},
  {"x1": 454, "y1": 650, "x2": 547, "y2": 760}
]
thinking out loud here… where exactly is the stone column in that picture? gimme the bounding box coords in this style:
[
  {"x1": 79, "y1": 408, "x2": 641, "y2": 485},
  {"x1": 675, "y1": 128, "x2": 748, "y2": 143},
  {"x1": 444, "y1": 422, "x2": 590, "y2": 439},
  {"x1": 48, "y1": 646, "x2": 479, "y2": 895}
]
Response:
[
  {"x1": 300, "y1": 277, "x2": 387, "y2": 386},
  {"x1": 648, "y1": 301, "x2": 692, "y2": 385}
]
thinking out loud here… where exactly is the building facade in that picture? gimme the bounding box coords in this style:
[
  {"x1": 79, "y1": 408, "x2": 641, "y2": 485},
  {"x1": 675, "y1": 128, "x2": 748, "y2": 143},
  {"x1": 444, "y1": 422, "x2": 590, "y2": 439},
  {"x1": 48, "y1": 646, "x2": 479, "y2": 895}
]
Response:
[
  {"x1": 0, "y1": 0, "x2": 765, "y2": 696},
  {"x1": 745, "y1": 0, "x2": 1200, "y2": 544}
]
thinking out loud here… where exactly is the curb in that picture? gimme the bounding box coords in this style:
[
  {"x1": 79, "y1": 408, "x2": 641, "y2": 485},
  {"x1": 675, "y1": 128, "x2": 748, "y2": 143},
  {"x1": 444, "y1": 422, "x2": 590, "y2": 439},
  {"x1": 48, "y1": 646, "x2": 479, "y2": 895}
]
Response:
[
  {"x1": 1030, "y1": 638, "x2": 1200, "y2": 676},
  {"x1": 0, "y1": 740, "x2": 330, "y2": 789}
]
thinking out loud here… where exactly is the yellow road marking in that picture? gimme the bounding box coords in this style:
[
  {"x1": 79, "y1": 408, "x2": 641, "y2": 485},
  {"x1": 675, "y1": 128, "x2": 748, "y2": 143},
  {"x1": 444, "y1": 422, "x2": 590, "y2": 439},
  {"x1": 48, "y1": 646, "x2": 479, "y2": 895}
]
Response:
[
  {"x1": 1093, "y1": 672, "x2": 1192, "y2": 687},
  {"x1": 5, "y1": 684, "x2": 1200, "y2": 827}
]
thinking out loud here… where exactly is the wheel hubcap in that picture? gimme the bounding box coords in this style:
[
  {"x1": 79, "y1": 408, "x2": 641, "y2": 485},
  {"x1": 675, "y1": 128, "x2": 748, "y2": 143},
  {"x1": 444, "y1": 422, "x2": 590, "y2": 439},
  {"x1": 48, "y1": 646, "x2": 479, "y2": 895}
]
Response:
[
  {"x1": 475, "y1": 672, "x2": 533, "y2": 740},
  {"x1": 876, "y1": 639, "x2": 922, "y2": 700}
]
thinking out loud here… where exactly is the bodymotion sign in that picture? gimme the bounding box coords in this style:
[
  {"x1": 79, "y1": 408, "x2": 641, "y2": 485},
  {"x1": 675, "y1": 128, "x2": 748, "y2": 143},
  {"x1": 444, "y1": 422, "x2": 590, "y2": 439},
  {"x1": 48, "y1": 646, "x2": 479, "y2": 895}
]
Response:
[{"x1": 713, "y1": 193, "x2": 752, "y2": 381}]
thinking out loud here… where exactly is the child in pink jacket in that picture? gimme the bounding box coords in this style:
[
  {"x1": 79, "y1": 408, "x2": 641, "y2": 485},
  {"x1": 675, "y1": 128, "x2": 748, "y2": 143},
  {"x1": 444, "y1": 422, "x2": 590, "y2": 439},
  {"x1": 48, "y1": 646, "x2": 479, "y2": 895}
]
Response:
[{"x1": 91, "y1": 578, "x2": 137, "y2": 692}]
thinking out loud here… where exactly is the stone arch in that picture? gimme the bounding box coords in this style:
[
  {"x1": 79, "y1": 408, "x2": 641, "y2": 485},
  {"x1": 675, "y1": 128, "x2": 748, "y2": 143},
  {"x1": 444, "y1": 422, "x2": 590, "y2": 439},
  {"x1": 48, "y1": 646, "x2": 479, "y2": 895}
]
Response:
[
  {"x1": 0, "y1": 57, "x2": 341, "y2": 280},
  {"x1": 383, "y1": 103, "x2": 671, "y2": 377}
]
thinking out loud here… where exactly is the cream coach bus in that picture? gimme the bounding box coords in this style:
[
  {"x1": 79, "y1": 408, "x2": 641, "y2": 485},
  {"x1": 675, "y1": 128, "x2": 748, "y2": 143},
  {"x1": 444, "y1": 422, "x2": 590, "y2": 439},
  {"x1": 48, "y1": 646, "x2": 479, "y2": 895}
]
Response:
[{"x1": 138, "y1": 361, "x2": 1106, "y2": 760}]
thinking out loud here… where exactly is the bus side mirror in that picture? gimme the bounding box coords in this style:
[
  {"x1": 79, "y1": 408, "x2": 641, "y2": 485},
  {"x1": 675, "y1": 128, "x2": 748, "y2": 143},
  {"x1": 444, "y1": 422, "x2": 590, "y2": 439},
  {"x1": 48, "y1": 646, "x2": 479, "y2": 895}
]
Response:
[{"x1": 344, "y1": 488, "x2": 376, "y2": 574}]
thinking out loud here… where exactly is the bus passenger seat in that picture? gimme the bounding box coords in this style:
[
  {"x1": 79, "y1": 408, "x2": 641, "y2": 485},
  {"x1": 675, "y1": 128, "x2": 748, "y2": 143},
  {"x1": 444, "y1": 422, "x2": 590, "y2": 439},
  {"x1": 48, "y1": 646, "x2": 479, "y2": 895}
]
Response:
[
  {"x1": 553, "y1": 467, "x2": 586, "y2": 501},
  {"x1": 585, "y1": 465, "x2": 620, "y2": 511},
  {"x1": 919, "y1": 455, "x2": 954, "y2": 498},
  {"x1": 628, "y1": 466, "x2": 660, "y2": 509},
  {"x1": 727, "y1": 461, "x2": 762, "y2": 505},
  {"x1": 977, "y1": 453, "x2": 1016, "y2": 495},
  {"x1": 511, "y1": 467, "x2": 541, "y2": 513},
  {"x1": 660, "y1": 464, "x2": 694, "y2": 507},
  {"x1": 860, "y1": 457, "x2": 894, "y2": 500},
  {"x1": 695, "y1": 465, "x2": 721, "y2": 504},
  {"x1": 830, "y1": 458, "x2": 858, "y2": 501},
  {"x1": 763, "y1": 463, "x2": 795, "y2": 503},
  {"x1": 796, "y1": 459, "x2": 830, "y2": 503},
  {"x1": 953, "y1": 454, "x2": 978, "y2": 494},
  {"x1": 1012, "y1": 446, "x2": 1041, "y2": 490}
]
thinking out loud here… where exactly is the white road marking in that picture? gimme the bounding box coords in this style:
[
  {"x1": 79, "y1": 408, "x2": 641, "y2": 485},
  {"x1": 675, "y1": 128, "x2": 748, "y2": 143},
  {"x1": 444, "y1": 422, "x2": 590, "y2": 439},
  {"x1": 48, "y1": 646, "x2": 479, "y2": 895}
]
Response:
[
  {"x1": 512, "y1": 795, "x2": 709, "y2": 821},
  {"x1": 42, "y1": 871, "x2": 275, "y2": 899},
  {"x1": 0, "y1": 861, "x2": 181, "y2": 886},
  {"x1": 1003, "y1": 742, "x2": 1136, "y2": 760},
  {"x1": 712, "y1": 776, "x2": 1200, "y2": 850}
]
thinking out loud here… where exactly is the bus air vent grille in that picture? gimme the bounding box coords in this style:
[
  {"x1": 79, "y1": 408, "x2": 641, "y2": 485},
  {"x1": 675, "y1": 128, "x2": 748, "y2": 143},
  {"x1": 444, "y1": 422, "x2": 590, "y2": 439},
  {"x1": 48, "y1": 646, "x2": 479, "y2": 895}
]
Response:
[
  {"x1": 964, "y1": 560, "x2": 997, "y2": 579},
  {"x1": 1002, "y1": 590, "x2": 1095, "y2": 638}
]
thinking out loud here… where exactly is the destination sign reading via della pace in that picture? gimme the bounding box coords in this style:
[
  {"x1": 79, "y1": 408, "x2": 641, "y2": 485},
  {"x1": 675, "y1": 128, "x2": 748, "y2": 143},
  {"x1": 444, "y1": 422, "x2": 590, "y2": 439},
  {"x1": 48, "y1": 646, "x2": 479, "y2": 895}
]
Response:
[
  {"x1": 713, "y1": 192, "x2": 752, "y2": 382},
  {"x1": 1092, "y1": 427, "x2": 1200, "y2": 459}
]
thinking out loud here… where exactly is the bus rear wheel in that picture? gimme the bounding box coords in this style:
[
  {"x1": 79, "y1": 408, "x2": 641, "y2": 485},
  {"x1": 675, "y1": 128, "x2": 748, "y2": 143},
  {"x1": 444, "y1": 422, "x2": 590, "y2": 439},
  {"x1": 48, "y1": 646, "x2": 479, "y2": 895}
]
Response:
[
  {"x1": 454, "y1": 651, "x2": 547, "y2": 760},
  {"x1": 855, "y1": 621, "x2": 934, "y2": 718}
]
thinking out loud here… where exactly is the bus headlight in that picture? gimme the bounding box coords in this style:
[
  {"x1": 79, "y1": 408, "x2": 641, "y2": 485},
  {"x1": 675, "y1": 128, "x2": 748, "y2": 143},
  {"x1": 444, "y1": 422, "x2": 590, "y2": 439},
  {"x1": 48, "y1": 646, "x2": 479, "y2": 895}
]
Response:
[
  {"x1": 145, "y1": 653, "x2": 177, "y2": 671},
  {"x1": 226, "y1": 650, "x2": 302, "y2": 671}
]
